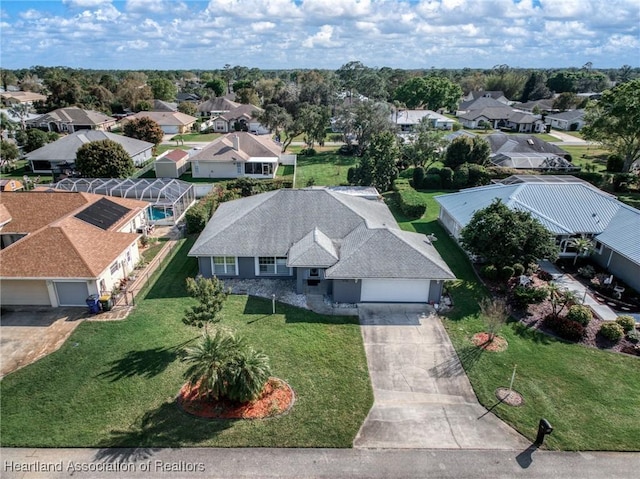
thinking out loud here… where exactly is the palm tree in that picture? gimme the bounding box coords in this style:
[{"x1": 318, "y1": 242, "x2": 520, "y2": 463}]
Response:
[
  {"x1": 182, "y1": 330, "x2": 271, "y2": 403},
  {"x1": 569, "y1": 235, "x2": 595, "y2": 266},
  {"x1": 547, "y1": 283, "x2": 579, "y2": 319},
  {"x1": 182, "y1": 330, "x2": 239, "y2": 400}
]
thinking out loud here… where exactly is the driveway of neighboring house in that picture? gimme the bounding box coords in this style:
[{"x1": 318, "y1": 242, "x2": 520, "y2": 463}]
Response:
[
  {"x1": 354, "y1": 304, "x2": 529, "y2": 449},
  {"x1": 0, "y1": 307, "x2": 86, "y2": 378}
]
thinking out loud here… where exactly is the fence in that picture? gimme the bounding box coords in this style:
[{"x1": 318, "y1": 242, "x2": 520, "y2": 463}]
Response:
[{"x1": 115, "y1": 238, "x2": 181, "y2": 307}]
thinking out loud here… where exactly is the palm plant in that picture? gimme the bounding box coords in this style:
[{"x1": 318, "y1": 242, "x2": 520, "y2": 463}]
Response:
[
  {"x1": 182, "y1": 330, "x2": 271, "y2": 403},
  {"x1": 547, "y1": 283, "x2": 579, "y2": 319},
  {"x1": 569, "y1": 235, "x2": 595, "y2": 266}
]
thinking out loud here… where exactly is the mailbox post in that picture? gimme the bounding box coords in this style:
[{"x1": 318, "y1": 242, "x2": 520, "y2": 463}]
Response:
[{"x1": 535, "y1": 418, "x2": 553, "y2": 446}]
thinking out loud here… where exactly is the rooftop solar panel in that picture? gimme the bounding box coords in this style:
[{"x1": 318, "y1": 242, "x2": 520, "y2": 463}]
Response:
[{"x1": 75, "y1": 197, "x2": 130, "y2": 230}]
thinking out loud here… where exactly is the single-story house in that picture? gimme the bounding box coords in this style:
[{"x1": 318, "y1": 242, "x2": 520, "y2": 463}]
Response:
[
  {"x1": 176, "y1": 93, "x2": 201, "y2": 104},
  {"x1": 0, "y1": 91, "x2": 47, "y2": 106},
  {"x1": 189, "y1": 188, "x2": 455, "y2": 303},
  {"x1": 457, "y1": 106, "x2": 515, "y2": 129},
  {"x1": 197, "y1": 97, "x2": 241, "y2": 117},
  {"x1": 502, "y1": 111, "x2": 547, "y2": 133},
  {"x1": 0, "y1": 191, "x2": 149, "y2": 307},
  {"x1": 456, "y1": 97, "x2": 510, "y2": 116},
  {"x1": 189, "y1": 132, "x2": 294, "y2": 179},
  {"x1": 25, "y1": 130, "x2": 154, "y2": 173},
  {"x1": 203, "y1": 104, "x2": 269, "y2": 135},
  {"x1": 154, "y1": 149, "x2": 190, "y2": 178},
  {"x1": 434, "y1": 176, "x2": 640, "y2": 293},
  {"x1": 122, "y1": 111, "x2": 197, "y2": 135},
  {"x1": 461, "y1": 90, "x2": 510, "y2": 104},
  {"x1": 26, "y1": 107, "x2": 116, "y2": 133},
  {"x1": 545, "y1": 110, "x2": 586, "y2": 131},
  {"x1": 152, "y1": 100, "x2": 178, "y2": 112},
  {"x1": 392, "y1": 109, "x2": 455, "y2": 132},
  {"x1": 486, "y1": 133, "x2": 577, "y2": 171}
]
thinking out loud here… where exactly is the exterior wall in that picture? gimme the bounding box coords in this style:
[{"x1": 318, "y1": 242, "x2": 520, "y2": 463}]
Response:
[
  {"x1": 96, "y1": 241, "x2": 140, "y2": 294},
  {"x1": 593, "y1": 246, "x2": 640, "y2": 293},
  {"x1": 237, "y1": 257, "x2": 258, "y2": 279},
  {"x1": 249, "y1": 122, "x2": 270, "y2": 135},
  {"x1": 131, "y1": 149, "x2": 153, "y2": 166},
  {"x1": 428, "y1": 280, "x2": 445, "y2": 303},
  {"x1": 0, "y1": 279, "x2": 51, "y2": 306},
  {"x1": 191, "y1": 161, "x2": 239, "y2": 179},
  {"x1": 155, "y1": 161, "x2": 178, "y2": 179},
  {"x1": 438, "y1": 208, "x2": 462, "y2": 239},
  {"x1": 333, "y1": 279, "x2": 361, "y2": 303},
  {"x1": 198, "y1": 257, "x2": 213, "y2": 277}
]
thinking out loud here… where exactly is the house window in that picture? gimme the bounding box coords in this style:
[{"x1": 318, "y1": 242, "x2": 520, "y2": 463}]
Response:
[
  {"x1": 236, "y1": 163, "x2": 242, "y2": 174},
  {"x1": 257, "y1": 256, "x2": 289, "y2": 275},
  {"x1": 594, "y1": 241, "x2": 603, "y2": 254},
  {"x1": 213, "y1": 256, "x2": 237, "y2": 275},
  {"x1": 126, "y1": 250, "x2": 131, "y2": 263},
  {"x1": 110, "y1": 262, "x2": 120, "y2": 275}
]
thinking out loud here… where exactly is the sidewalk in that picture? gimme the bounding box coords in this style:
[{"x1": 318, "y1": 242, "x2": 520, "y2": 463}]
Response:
[{"x1": 538, "y1": 261, "x2": 618, "y2": 321}]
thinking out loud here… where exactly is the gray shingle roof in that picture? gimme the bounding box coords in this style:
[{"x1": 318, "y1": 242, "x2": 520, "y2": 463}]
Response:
[
  {"x1": 458, "y1": 97, "x2": 507, "y2": 111},
  {"x1": 197, "y1": 97, "x2": 240, "y2": 113},
  {"x1": 189, "y1": 188, "x2": 454, "y2": 280},
  {"x1": 29, "y1": 107, "x2": 114, "y2": 127},
  {"x1": 545, "y1": 109, "x2": 585, "y2": 122},
  {"x1": 287, "y1": 227, "x2": 339, "y2": 268},
  {"x1": 127, "y1": 111, "x2": 196, "y2": 126},
  {"x1": 25, "y1": 130, "x2": 154, "y2": 161},
  {"x1": 458, "y1": 106, "x2": 514, "y2": 121},
  {"x1": 487, "y1": 133, "x2": 568, "y2": 156}
]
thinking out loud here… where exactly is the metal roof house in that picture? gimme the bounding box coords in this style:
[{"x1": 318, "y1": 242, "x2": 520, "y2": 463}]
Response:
[
  {"x1": 435, "y1": 177, "x2": 640, "y2": 293},
  {"x1": 189, "y1": 188, "x2": 455, "y2": 303}
]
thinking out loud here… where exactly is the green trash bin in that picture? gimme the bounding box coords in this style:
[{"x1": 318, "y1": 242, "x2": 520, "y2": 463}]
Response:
[{"x1": 99, "y1": 295, "x2": 113, "y2": 312}]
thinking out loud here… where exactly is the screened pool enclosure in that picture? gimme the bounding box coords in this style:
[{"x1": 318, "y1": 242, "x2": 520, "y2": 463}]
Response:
[{"x1": 51, "y1": 178, "x2": 196, "y2": 226}]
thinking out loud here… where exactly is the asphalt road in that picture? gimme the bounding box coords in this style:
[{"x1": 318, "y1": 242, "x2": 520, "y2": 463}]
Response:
[{"x1": 2, "y1": 447, "x2": 638, "y2": 479}]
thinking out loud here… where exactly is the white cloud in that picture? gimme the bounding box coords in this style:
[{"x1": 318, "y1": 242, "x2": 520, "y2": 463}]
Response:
[
  {"x1": 62, "y1": 0, "x2": 112, "y2": 7},
  {"x1": 251, "y1": 21, "x2": 276, "y2": 33},
  {"x1": 125, "y1": 0, "x2": 168, "y2": 14},
  {"x1": 116, "y1": 39, "x2": 149, "y2": 52},
  {"x1": 19, "y1": 9, "x2": 43, "y2": 20},
  {"x1": 302, "y1": 25, "x2": 341, "y2": 48}
]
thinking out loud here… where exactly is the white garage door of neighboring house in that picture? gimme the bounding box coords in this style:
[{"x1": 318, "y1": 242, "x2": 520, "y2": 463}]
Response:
[
  {"x1": 54, "y1": 281, "x2": 89, "y2": 306},
  {"x1": 360, "y1": 279, "x2": 430, "y2": 303},
  {"x1": 0, "y1": 280, "x2": 51, "y2": 306}
]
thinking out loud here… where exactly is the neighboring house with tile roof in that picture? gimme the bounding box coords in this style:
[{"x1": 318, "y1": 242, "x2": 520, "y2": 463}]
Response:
[
  {"x1": 197, "y1": 97, "x2": 241, "y2": 117},
  {"x1": 154, "y1": 148, "x2": 190, "y2": 178},
  {"x1": 457, "y1": 96, "x2": 509, "y2": 115},
  {"x1": 203, "y1": 103, "x2": 270, "y2": 135},
  {"x1": 122, "y1": 111, "x2": 197, "y2": 135},
  {"x1": 189, "y1": 188, "x2": 455, "y2": 303},
  {"x1": 189, "y1": 132, "x2": 293, "y2": 179},
  {"x1": 0, "y1": 91, "x2": 47, "y2": 106},
  {"x1": 27, "y1": 107, "x2": 116, "y2": 133},
  {"x1": 0, "y1": 191, "x2": 148, "y2": 307},
  {"x1": 486, "y1": 133, "x2": 577, "y2": 171},
  {"x1": 25, "y1": 130, "x2": 155, "y2": 173},
  {"x1": 434, "y1": 177, "x2": 640, "y2": 292},
  {"x1": 545, "y1": 109, "x2": 586, "y2": 131}
]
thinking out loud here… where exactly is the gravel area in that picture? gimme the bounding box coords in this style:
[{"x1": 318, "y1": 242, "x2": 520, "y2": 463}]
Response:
[{"x1": 223, "y1": 279, "x2": 309, "y2": 309}]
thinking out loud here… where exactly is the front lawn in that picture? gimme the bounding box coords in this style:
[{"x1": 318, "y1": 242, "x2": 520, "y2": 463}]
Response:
[
  {"x1": 0, "y1": 238, "x2": 372, "y2": 448},
  {"x1": 294, "y1": 150, "x2": 357, "y2": 188},
  {"x1": 389, "y1": 190, "x2": 640, "y2": 451},
  {"x1": 171, "y1": 132, "x2": 221, "y2": 142}
]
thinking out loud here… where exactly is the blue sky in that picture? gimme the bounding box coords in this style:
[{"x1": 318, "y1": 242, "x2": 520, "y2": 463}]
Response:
[{"x1": 1, "y1": 0, "x2": 638, "y2": 70}]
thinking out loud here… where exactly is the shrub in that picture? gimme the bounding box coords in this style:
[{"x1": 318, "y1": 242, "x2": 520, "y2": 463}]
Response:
[
  {"x1": 467, "y1": 163, "x2": 491, "y2": 187},
  {"x1": 453, "y1": 164, "x2": 469, "y2": 189},
  {"x1": 615, "y1": 315, "x2": 636, "y2": 333},
  {"x1": 627, "y1": 329, "x2": 640, "y2": 343},
  {"x1": 396, "y1": 190, "x2": 426, "y2": 219},
  {"x1": 185, "y1": 205, "x2": 209, "y2": 234},
  {"x1": 306, "y1": 177, "x2": 316, "y2": 187},
  {"x1": 439, "y1": 167, "x2": 454, "y2": 189},
  {"x1": 599, "y1": 322, "x2": 624, "y2": 342},
  {"x1": 606, "y1": 154, "x2": 624, "y2": 173},
  {"x1": 422, "y1": 174, "x2": 442, "y2": 189},
  {"x1": 512, "y1": 263, "x2": 525, "y2": 277},
  {"x1": 577, "y1": 265, "x2": 596, "y2": 279},
  {"x1": 481, "y1": 264, "x2": 497, "y2": 280},
  {"x1": 544, "y1": 314, "x2": 585, "y2": 342},
  {"x1": 412, "y1": 167, "x2": 425, "y2": 189},
  {"x1": 347, "y1": 167, "x2": 357, "y2": 184},
  {"x1": 500, "y1": 265, "x2": 515, "y2": 280},
  {"x1": 512, "y1": 286, "x2": 548, "y2": 309},
  {"x1": 566, "y1": 305, "x2": 592, "y2": 326},
  {"x1": 300, "y1": 147, "x2": 317, "y2": 156},
  {"x1": 426, "y1": 167, "x2": 441, "y2": 176}
]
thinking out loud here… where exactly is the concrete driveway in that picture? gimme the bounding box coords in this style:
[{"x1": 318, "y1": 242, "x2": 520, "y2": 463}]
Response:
[
  {"x1": 354, "y1": 304, "x2": 529, "y2": 449},
  {"x1": 0, "y1": 307, "x2": 86, "y2": 378}
]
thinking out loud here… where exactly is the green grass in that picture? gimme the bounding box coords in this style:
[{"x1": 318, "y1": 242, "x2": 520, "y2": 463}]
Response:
[
  {"x1": 141, "y1": 238, "x2": 169, "y2": 263},
  {"x1": 388, "y1": 190, "x2": 640, "y2": 451},
  {"x1": 172, "y1": 133, "x2": 221, "y2": 142},
  {"x1": 616, "y1": 192, "x2": 640, "y2": 210},
  {"x1": 0, "y1": 159, "x2": 53, "y2": 184},
  {"x1": 0, "y1": 238, "x2": 372, "y2": 448},
  {"x1": 155, "y1": 144, "x2": 191, "y2": 156},
  {"x1": 561, "y1": 145, "x2": 610, "y2": 171},
  {"x1": 294, "y1": 150, "x2": 357, "y2": 188}
]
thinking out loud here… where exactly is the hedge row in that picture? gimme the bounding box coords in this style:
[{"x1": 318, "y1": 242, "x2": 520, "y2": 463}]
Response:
[{"x1": 394, "y1": 179, "x2": 426, "y2": 219}]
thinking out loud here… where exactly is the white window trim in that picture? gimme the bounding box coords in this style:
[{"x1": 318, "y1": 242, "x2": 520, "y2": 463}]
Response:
[
  {"x1": 254, "y1": 256, "x2": 292, "y2": 276},
  {"x1": 211, "y1": 256, "x2": 237, "y2": 276}
]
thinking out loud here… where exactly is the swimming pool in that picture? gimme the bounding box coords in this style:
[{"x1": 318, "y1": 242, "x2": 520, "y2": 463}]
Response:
[{"x1": 149, "y1": 207, "x2": 173, "y2": 222}]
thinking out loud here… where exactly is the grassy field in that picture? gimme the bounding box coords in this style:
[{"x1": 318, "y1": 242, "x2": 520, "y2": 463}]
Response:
[
  {"x1": 561, "y1": 145, "x2": 610, "y2": 171},
  {"x1": 0, "y1": 159, "x2": 53, "y2": 184},
  {"x1": 294, "y1": 150, "x2": 357, "y2": 188},
  {"x1": 0, "y1": 238, "x2": 372, "y2": 448},
  {"x1": 388, "y1": 190, "x2": 640, "y2": 451}
]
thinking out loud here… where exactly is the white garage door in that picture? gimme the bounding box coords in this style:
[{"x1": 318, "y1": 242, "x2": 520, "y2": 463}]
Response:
[
  {"x1": 360, "y1": 279, "x2": 430, "y2": 303},
  {"x1": 54, "y1": 281, "x2": 89, "y2": 306},
  {"x1": 162, "y1": 126, "x2": 179, "y2": 134},
  {"x1": 0, "y1": 280, "x2": 51, "y2": 305}
]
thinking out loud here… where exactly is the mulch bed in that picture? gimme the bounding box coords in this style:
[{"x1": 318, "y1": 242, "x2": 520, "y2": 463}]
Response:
[
  {"x1": 472, "y1": 332, "x2": 508, "y2": 352},
  {"x1": 495, "y1": 387, "x2": 524, "y2": 407},
  {"x1": 177, "y1": 377, "x2": 294, "y2": 420}
]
